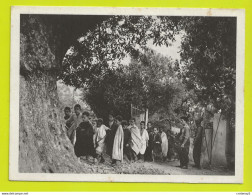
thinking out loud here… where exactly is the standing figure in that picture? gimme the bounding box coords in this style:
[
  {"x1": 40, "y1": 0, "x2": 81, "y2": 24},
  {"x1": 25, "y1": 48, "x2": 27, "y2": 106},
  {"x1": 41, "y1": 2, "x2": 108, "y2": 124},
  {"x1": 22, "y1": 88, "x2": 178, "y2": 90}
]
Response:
[
  {"x1": 128, "y1": 118, "x2": 142, "y2": 162},
  {"x1": 144, "y1": 122, "x2": 154, "y2": 161},
  {"x1": 112, "y1": 115, "x2": 124, "y2": 165},
  {"x1": 167, "y1": 130, "x2": 176, "y2": 161},
  {"x1": 160, "y1": 128, "x2": 169, "y2": 161},
  {"x1": 64, "y1": 107, "x2": 72, "y2": 131},
  {"x1": 74, "y1": 111, "x2": 96, "y2": 162},
  {"x1": 193, "y1": 118, "x2": 203, "y2": 169},
  {"x1": 94, "y1": 118, "x2": 109, "y2": 163},
  {"x1": 177, "y1": 116, "x2": 191, "y2": 169},
  {"x1": 152, "y1": 127, "x2": 162, "y2": 162},
  {"x1": 92, "y1": 119, "x2": 97, "y2": 132},
  {"x1": 66, "y1": 104, "x2": 82, "y2": 145},
  {"x1": 139, "y1": 121, "x2": 149, "y2": 161},
  {"x1": 105, "y1": 114, "x2": 118, "y2": 158},
  {"x1": 122, "y1": 120, "x2": 131, "y2": 161}
]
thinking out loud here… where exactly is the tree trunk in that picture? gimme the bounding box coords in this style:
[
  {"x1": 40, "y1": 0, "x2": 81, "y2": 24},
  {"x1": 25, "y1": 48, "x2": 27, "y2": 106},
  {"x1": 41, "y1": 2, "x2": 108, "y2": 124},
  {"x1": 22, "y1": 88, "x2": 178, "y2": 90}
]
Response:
[
  {"x1": 19, "y1": 74, "x2": 86, "y2": 173},
  {"x1": 19, "y1": 15, "x2": 91, "y2": 173}
]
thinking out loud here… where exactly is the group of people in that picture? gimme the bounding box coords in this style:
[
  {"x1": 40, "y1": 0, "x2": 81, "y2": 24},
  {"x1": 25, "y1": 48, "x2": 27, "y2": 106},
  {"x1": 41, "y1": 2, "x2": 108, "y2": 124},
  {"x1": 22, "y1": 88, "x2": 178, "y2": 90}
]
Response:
[{"x1": 63, "y1": 104, "x2": 204, "y2": 169}]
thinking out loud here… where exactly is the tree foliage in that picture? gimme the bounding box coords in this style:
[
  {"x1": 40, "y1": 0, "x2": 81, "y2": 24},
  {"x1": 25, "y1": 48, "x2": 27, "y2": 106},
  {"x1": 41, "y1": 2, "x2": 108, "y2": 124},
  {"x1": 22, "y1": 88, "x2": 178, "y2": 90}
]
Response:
[
  {"x1": 60, "y1": 15, "x2": 236, "y2": 122},
  {"x1": 84, "y1": 49, "x2": 183, "y2": 120},
  {"x1": 60, "y1": 16, "x2": 180, "y2": 87},
  {"x1": 177, "y1": 17, "x2": 236, "y2": 119}
]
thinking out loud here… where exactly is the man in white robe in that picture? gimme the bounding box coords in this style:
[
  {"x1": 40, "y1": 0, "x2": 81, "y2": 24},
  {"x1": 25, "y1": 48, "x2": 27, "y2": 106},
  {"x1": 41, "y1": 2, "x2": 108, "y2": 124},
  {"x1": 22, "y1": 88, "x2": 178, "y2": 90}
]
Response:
[
  {"x1": 139, "y1": 121, "x2": 149, "y2": 161},
  {"x1": 112, "y1": 115, "x2": 124, "y2": 165},
  {"x1": 128, "y1": 118, "x2": 142, "y2": 161}
]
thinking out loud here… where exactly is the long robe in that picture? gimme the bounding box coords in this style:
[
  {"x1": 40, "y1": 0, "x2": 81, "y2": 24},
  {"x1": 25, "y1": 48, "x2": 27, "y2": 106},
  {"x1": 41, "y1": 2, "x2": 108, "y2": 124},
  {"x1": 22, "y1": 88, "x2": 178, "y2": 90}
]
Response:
[
  {"x1": 105, "y1": 121, "x2": 118, "y2": 157},
  {"x1": 161, "y1": 132, "x2": 169, "y2": 157},
  {"x1": 139, "y1": 129, "x2": 149, "y2": 155},
  {"x1": 74, "y1": 121, "x2": 96, "y2": 157},
  {"x1": 66, "y1": 113, "x2": 82, "y2": 145},
  {"x1": 112, "y1": 125, "x2": 124, "y2": 161},
  {"x1": 152, "y1": 133, "x2": 162, "y2": 155},
  {"x1": 128, "y1": 125, "x2": 142, "y2": 155}
]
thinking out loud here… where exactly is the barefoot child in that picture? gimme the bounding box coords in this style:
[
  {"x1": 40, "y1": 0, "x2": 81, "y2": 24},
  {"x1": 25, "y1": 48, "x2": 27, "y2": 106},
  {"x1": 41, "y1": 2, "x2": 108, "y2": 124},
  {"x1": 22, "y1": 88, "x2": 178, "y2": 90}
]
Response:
[{"x1": 94, "y1": 118, "x2": 109, "y2": 163}]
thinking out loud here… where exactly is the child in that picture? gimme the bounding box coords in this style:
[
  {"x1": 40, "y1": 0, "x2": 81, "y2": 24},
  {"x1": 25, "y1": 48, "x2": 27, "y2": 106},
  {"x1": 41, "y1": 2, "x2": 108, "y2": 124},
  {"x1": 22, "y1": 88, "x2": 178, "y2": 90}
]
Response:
[
  {"x1": 105, "y1": 113, "x2": 118, "y2": 158},
  {"x1": 74, "y1": 111, "x2": 96, "y2": 162},
  {"x1": 64, "y1": 107, "x2": 72, "y2": 131},
  {"x1": 94, "y1": 118, "x2": 109, "y2": 163},
  {"x1": 152, "y1": 127, "x2": 162, "y2": 162},
  {"x1": 64, "y1": 107, "x2": 71, "y2": 120},
  {"x1": 66, "y1": 104, "x2": 82, "y2": 145}
]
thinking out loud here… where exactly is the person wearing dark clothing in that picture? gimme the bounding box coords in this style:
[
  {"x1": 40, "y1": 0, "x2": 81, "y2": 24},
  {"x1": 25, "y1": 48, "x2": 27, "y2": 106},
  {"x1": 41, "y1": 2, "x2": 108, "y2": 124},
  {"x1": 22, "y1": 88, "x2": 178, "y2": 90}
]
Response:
[
  {"x1": 74, "y1": 112, "x2": 96, "y2": 160},
  {"x1": 122, "y1": 120, "x2": 131, "y2": 161},
  {"x1": 167, "y1": 131, "x2": 177, "y2": 161},
  {"x1": 144, "y1": 122, "x2": 154, "y2": 161},
  {"x1": 177, "y1": 116, "x2": 190, "y2": 169},
  {"x1": 105, "y1": 114, "x2": 118, "y2": 158},
  {"x1": 193, "y1": 118, "x2": 203, "y2": 169},
  {"x1": 152, "y1": 127, "x2": 162, "y2": 161}
]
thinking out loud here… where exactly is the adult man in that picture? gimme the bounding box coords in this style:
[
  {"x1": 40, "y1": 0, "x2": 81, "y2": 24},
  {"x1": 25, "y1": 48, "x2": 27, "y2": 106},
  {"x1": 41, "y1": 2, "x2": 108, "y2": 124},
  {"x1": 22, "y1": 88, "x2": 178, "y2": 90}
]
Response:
[
  {"x1": 193, "y1": 118, "x2": 203, "y2": 169},
  {"x1": 122, "y1": 120, "x2": 131, "y2": 161},
  {"x1": 105, "y1": 113, "x2": 118, "y2": 158},
  {"x1": 112, "y1": 115, "x2": 124, "y2": 165},
  {"x1": 128, "y1": 118, "x2": 142, "y2": 162},
  {"x1": 177, "y1": 116, "x2": 191, "y2": 169},
  {"x1": 138, "y1": 121, "x2": 149, "y2": 161}
]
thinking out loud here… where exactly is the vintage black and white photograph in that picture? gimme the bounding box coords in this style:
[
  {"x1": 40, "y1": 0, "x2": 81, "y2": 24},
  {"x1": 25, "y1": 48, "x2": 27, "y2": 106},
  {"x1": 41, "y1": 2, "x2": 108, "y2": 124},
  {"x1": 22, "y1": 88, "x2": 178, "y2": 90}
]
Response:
[{"x1": 10, "y1": 7, "x2": 244, "y2": 183}]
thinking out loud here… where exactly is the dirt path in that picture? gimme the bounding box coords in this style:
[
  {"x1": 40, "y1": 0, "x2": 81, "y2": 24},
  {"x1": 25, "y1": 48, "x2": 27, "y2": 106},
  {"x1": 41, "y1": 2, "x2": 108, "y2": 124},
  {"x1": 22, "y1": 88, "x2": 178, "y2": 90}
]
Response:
[
  {"x1": 134, "y1": 160, "x2": 234, "y2": 175},
  {"x1": 79, "y1": 155, "x2": 234, "y2": 175}
]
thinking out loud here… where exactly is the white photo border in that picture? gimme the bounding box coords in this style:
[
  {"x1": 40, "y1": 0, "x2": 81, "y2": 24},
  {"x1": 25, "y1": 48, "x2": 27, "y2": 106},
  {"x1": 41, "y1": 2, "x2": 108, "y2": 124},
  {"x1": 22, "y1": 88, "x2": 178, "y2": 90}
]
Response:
[{"x1": 9, "y1": 6, "x2": 245, "y2": 183}]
